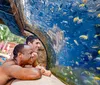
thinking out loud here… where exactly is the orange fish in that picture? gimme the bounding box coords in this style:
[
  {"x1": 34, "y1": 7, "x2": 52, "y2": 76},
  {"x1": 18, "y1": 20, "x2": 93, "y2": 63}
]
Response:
[{"x1": 82, "y1": 0, "x2": 87, "y2": 3}]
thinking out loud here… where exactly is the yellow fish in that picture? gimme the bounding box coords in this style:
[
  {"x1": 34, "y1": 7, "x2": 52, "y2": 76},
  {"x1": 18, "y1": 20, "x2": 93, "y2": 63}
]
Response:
[
  {"x1": 98, "y1": 50, "x2": 100, "y2": 54},
  {"x1": 94, "y1": 77, "x2": 100, "y2": 80},
  {"x1": 97, "y1": 14, "x2": 100, "y2": 18},
  {"x1": 79, "y1": 35, "x2": 88, "y2": 40},
  {"x1": 79, "y1": 4, "x2": 85, "y2": 7},
  {"x1": 73, "y1": 17, "x2": 79, "y2": 22}
]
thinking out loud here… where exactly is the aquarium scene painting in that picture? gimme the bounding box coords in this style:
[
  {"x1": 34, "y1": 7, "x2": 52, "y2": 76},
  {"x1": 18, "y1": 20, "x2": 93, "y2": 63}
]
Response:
[
  {"x1": 0, "y1": 0, "x2": 100, "y2": 85},
  {"x1": 23, "y1": 0, "x2": 100, "y2": 84}
]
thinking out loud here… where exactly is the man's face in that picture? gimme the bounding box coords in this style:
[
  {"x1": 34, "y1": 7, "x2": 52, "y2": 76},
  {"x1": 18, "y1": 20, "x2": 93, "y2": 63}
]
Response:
[
  {"x1": 29, "y1": 39, "x2": 41, "y2": 53},
  {"x1": 21, "y1": 45, "x2": 37, "y2": 65}
]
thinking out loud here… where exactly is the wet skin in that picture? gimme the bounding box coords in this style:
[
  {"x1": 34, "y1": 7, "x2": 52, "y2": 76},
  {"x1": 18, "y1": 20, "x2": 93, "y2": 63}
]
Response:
[{"x1": 0, "y1": 45, "x2": 41, "y2": 85}]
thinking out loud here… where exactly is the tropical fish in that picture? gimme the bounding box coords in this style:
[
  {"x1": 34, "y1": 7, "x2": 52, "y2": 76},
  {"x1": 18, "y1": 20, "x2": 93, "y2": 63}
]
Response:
[
  {"x1": 73, "y1": 17, "x2": 79, "y2": 22},
  {"x1": 73, "y1": 17, "x2": 83, "y2": 24},
  {"x1": 82, "y1": 0, "x2": 87, "y2": 3},
  {"x1": 96, "y1": 67, "x2": 100, "y2": 70},
  {"x1": 79, "y1": 35, "x2": 88, "y2": 40},
  {"x1": 94, "y1": 77, "x2": 100, "y2": 80},
  {"x1": 88, "y1": 10, "x2": 96, "y2": 13},
  {"x1": 79, "y1": 4, "x2": 85, "y2": 7},
  {"x1": 97, "y1": 14, "x2": 100, "y2": 18},
  {"x1": 94, "y1": 34, "x2": 100, "y2": 38},
  {"x1": 98, "y1": 50, "x2": 100, "y2": 54},
  {"x1": 74, "y1": 40, "x2": 79, "y2": 45},
  {"x1": 92, "y1": 46, "x2": 99, "y2": 49},
  {"x1": 94, "y1": 57, "x2": 100, "y2": 62}
]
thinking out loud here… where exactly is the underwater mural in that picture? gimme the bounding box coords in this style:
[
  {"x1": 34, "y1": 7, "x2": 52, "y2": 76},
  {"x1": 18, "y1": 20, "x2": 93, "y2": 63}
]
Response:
[{"x1": 0, "y1": 0, "x2": 100, "y2": 85}]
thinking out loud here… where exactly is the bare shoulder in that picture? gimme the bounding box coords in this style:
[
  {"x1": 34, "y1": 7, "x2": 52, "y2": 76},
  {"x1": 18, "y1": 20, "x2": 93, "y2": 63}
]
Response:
[
  {"x1": 1, "y1": 59, "x2": 21, "y2": 73},
  {"x1": 1, "y1": 60, "x2": 22, "y2": 77},
  {"x1": 2, "y1": 59, "x2": 22, "y2": 70},
  {"x1": 3, "y1": 59, "x2": 16, "y2": 66}
]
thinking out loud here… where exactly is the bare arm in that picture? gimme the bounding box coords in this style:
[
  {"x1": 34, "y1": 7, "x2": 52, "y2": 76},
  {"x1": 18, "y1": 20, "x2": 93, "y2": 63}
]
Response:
[
  {"x1": 7, "y1": 65, "x2": 41, "y2": 80},
  {"x1": 31, "y1": 52, "x2": 51, "y2": 76}
]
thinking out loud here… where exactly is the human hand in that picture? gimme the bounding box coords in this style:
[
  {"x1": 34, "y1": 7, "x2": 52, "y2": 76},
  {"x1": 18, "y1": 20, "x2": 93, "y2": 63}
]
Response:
[
  {"x1": 43, "y1": 70, "x2": 52, "y2": 77},
  {"x1": 32, "y1": 52, "x2": 38, "y2": 58},
  {"x1": 36, "y1": 65, "x2": 45, "y2": 74}
]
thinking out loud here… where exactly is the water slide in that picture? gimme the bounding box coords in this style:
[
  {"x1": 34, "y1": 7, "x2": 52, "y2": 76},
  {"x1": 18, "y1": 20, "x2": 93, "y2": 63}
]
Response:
[{"x1": 0, "y1": 0, "x2": 100, "y2": 85}]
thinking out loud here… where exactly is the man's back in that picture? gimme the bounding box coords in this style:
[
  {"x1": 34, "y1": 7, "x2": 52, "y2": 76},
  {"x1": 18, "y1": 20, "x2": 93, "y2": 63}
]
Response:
[{"x1": 0, "y1": 60, "x2": 15, "y2": 85}]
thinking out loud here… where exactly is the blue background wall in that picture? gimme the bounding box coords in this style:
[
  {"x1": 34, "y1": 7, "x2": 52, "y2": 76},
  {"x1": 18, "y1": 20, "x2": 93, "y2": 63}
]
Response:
[{"x1": 23, "y1": 0, "x2": 100, "y2": 71}]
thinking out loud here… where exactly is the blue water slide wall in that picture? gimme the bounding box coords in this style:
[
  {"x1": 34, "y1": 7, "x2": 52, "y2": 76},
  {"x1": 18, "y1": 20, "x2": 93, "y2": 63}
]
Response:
[
  {"x1": 23, "y1": 0, "x2": 100, "y2": 69},
  {"x1": 23, "y1": 1, "x2": 100, "y2": 84}
]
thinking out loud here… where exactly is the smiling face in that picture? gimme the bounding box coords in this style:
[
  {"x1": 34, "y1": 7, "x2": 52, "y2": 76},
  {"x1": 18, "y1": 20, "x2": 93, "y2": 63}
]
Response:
[
  {"x1": 27, "y1": 52, "x2": 38, "y2": 65},
  {"x1": 28, "y1": 39, "x2": 41, "y2": 53},
  {"x1": 19, "y1": 45, "x2": 37, "y2": 65}
]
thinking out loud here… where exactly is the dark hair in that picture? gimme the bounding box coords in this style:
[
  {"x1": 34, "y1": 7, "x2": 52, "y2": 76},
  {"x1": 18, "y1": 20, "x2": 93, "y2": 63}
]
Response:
[
  {"x1": 13, "y1": 44, "x2": 25, "y2": 59},
  {"x1": 26, "y1": 35, "x2": 39, "y2": 44}
]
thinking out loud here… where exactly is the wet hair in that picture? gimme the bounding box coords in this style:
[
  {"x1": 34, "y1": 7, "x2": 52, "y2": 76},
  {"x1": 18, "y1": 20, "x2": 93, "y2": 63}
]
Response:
[
  {"x1": 26, "y1": 35, "x2": 39, "y2": 44},
  {"x1": 13, "y1": 44, "x2": 25, "y2": 59}
]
